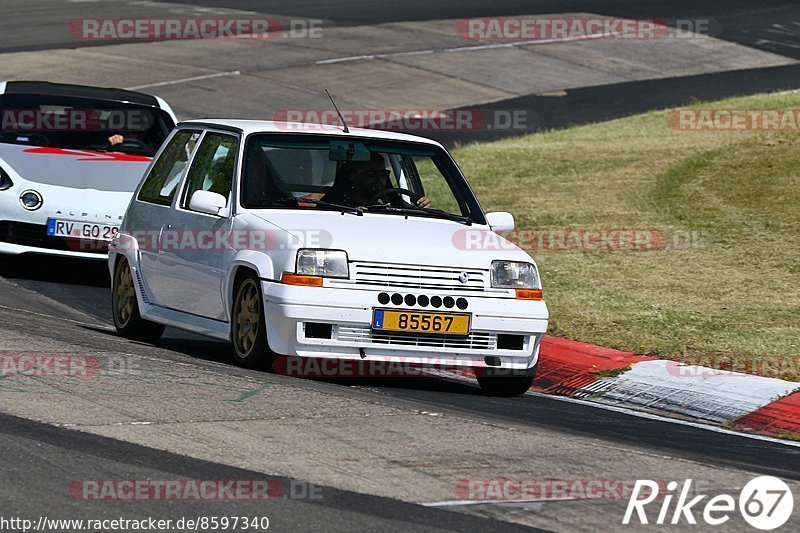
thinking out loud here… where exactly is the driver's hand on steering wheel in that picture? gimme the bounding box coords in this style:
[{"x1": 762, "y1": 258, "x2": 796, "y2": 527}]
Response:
[
  {"x1": 358, "y1": 197, "x2": 428, "y2": 210},
  {"x1": 108, "y1": 134, "x2": 124, "y2": 146}
]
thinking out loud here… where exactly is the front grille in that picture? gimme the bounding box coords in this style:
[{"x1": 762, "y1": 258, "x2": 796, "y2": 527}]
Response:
[
  {"x1": 0, "y1": 220, "x2": 107, "y2": 254},
  {"x1": 336, "y1": 325, "x2": 497, "y2": 350},
  {"x1": 349, "y1": 261, "x2": 487, "y2": 292}
]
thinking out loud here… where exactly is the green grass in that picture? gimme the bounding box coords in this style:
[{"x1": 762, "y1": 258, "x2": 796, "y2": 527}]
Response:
[
  {"x1": 452, "y1": 91, "x2": 800, "y2": 380},
  {"x1": 774, "y1": 433, "x2": 800, "y2": 441},
  {"x1": 594, "y1": 367, "x2": 632, "y2": 378}
]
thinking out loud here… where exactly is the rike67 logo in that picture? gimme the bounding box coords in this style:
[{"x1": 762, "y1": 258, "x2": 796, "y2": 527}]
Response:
[{"x1": 624, "y1": 477, "x2": 794, "y2": 530}]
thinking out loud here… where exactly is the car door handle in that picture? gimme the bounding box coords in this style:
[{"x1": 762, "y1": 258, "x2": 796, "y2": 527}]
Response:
[{"x1": 157, "y1": 223, "x2": 172, "y2": 249}]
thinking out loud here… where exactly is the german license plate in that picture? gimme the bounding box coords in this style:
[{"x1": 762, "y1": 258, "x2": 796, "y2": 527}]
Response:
[
  {"x1": 371, "y1": 309, "x2": 470, "y2": 336},
  {"x1": 46, "y1": 219, "x2": 119, "y2": 241}
]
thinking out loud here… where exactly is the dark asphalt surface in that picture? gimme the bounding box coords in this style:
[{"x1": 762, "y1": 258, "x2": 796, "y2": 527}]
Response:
[
  {"x1": 431, "y1": 64, "x2": 800, "y2": 146},
  {"x1": 367, "y1": 381, "x2": 800, "y2": 482},
  {"x1": 5, "y1": 1, "x2": 800, "y2": 58},
  {"x1": 0, "y1": 412, "x2": 539, "y2": 532},
  {"x1": 3, "y1": 1, "x2": 800, "y2": 146},
  {"x1": 170, "y1": 0, "x2": 800, "y2": 59},
  {"x1": 3, "y1": 254, "x2": 799, "y2": 485}
]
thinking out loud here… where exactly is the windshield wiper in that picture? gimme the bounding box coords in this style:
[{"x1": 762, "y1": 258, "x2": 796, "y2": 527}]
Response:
[
  {"x1": 273, "y1": 197, "x2": 363, "y2": 216},
  {"x1": 364, "y1": 204, "x2": 472, "y2": 225}
]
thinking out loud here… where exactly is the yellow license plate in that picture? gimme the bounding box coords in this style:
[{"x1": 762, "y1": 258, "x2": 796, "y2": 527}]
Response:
[{"x1": 371, "y1": 309, "x2": 471, "y2": 336}]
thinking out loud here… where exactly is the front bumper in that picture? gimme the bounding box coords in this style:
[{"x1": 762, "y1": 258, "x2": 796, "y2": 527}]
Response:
[
  {"x1": 0, "y1": 240, "x2": 109, "y2": 259},
  {"x1": 261, "y1": 281, "x2": 548, "y2": 371}
]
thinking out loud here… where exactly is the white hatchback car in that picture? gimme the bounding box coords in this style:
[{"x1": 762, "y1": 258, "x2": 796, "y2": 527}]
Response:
[{"x1": 109, "y1": 120, "x2": 548, "y2": 395}]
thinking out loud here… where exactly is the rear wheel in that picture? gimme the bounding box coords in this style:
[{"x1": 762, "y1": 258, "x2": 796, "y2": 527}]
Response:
[
  {"x1": 112, "y1": 256, "x2": 164, "y2": 342},
  {"x1": 477, "y1": 363, "x2": 537, "y2": 397},
  {"x1": 231, "y1": 272, "x2": 275, "y2": 369}
]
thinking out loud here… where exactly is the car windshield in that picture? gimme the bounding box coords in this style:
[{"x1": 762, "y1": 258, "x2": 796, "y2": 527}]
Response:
[
  {"x1": 0, "y1": 93, "x2": 174, "y2": 156},
  {"x1": 241, "y1": 134, "x2": 485, "y2": 224}
]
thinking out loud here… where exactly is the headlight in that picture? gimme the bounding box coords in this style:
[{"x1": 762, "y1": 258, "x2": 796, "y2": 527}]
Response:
[
  {"x1": 0, "y1": 166, "x2": 12, "y2": 191},
  {"x1": 491, "y1": 260, "x2": 538, "y2": 289},
  {"x1": 296, "y1": 249, "x2": 349, "y2": 278}
]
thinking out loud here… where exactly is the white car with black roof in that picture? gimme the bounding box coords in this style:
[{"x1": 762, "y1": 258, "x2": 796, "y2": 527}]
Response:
[{"x1": 0, "y1": 80, "x2": 176, "y2": 259}]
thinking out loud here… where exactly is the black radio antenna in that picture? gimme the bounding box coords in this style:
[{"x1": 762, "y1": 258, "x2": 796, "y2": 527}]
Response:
[{"x1": 325, "y1": 89, "x2": 350, "y2": 133}]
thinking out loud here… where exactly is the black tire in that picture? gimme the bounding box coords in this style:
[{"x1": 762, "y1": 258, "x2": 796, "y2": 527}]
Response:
[
  {"x1": 477, "y1": 363, "x2": 537, "y2": 397},
  {"x1": 230, "y1": 271, "x2": 275, "y2": 370},
  {"x1": 112, "y1": 256, "x2": 165, "y2": 342}
]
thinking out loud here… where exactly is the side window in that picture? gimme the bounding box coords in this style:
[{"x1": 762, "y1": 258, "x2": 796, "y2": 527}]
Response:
[
  {"x1": 407, "y1": 156, "x2": 463, "y2": 215},
  {"x1": 137, "y1": 129, "x2": 201, "y2": 206},
  {"x1": 182, "y1": 132, "x2": 238, "y2": 210}
]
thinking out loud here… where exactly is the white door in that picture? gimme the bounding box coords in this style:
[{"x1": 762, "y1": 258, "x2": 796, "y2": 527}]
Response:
[
  {"x1": 155, "y1": 131, "x2": 239, "y2": 320},
  {"x1": 134, "y1": 129, "x2": 202, "y2": 305}
]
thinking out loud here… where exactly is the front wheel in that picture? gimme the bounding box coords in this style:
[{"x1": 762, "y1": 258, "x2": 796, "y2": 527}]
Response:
[
  {"x1": 477, "y1": 363, "x2": 537, "y2": 397},
  {"x1": 231, "y1": 272, "x2": 275, "y2": 369},
  {"x1": 112, "y1": 256, "x2": 165, "y2": 342}
]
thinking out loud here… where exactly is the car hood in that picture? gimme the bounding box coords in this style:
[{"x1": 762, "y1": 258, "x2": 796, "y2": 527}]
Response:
[
  {"x1": 0, "y1": 143, "x2": 152, "y2": 192},
  {"x1": 245, "y1": 209, "x2": 534, "y2": 269}
]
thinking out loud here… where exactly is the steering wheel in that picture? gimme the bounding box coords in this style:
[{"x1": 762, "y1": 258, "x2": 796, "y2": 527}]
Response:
[
  {"x1": 104, "y1": 138, "x2": 152, "y2": 154},
  {"x1": 367, "y1": 187, "x2": 422, "y2": 206}
]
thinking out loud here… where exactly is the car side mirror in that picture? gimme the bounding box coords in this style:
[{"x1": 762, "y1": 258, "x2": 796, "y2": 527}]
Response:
[
  {"x1": 189, "y1": 190, "x2": 228, "y2": 216},
  {"x1": 485, "y1": 211, "x2": 515, "y2": 232}
]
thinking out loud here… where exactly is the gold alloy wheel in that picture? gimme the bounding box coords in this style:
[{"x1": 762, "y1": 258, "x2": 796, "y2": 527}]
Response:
[
  {"x1": 114, "y1": 259, "x2": 135, "y2": 327},
  {"x1": 234, "y1": 278, "x2": 260, "y2": 356}
]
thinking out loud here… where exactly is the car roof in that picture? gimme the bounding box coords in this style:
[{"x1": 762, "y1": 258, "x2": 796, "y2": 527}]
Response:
[
  {"x1": 177, "y1": 119, "x2": 445, "y2": 147},
  {"x1": 0, "y1": 80, "x2": 160, "y2": 107}
]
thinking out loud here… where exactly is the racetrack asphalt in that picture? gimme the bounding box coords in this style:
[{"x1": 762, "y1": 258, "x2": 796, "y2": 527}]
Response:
[
  {"x1": 7, "y1": 0, "x2": 800, "y2": 59},
  {"x1": 1, "y1": 255, "x2": 799, "y2": 531},
  {"x1": 0, "y1": 412, "x2": 541, "y2": 532}
]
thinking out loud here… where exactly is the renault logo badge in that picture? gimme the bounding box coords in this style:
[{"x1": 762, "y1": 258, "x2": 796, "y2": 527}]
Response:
[{"x1": 458, "y1": 271, "x2": 469, "y2": 284}]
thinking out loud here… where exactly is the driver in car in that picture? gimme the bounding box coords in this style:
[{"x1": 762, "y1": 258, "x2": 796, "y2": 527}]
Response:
[
  {"x1": 106, "y1": 112, "x2": 156, "y2": 150},
  {"x1": 107, "y1": 129, "x2": 148, "y2": 148},
  {"x1": 321, "y1": 153, "x2": 431, "y2": 210}
]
